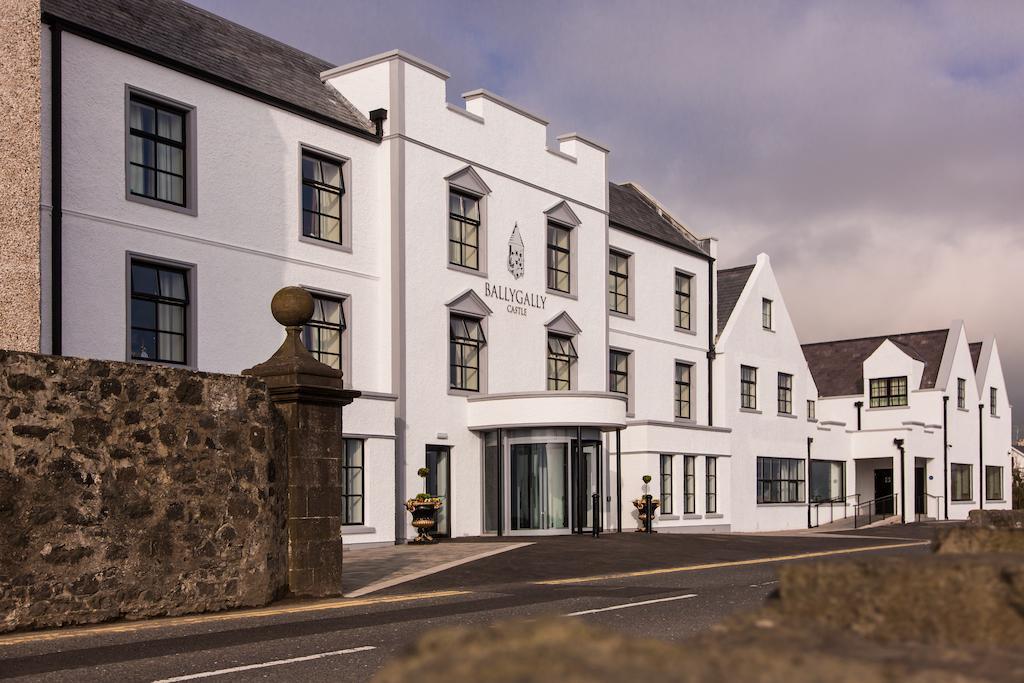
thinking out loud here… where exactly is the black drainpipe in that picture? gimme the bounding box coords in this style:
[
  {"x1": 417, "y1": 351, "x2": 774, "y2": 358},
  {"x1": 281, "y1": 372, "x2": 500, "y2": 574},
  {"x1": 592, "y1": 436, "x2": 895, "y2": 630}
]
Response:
[
  {"x1": 806, "y1": 437, "x2": 813, "y2": 528},
  {"x1": 854, "y1": 401, "x2": 863, "y2": 431},
  {"x1": 615, "y1": 429, "x2": 622, "y2": 533},
  {"x1": 942, "y1": 396, "x2": 949, "y2": 520},
  {"x1": 978, "y1": 404, "x2": 984, "y2": 510},
  {"x1": 706, "y1": 258, "x2": 716, "y2": 426},
  {"x1": 50, "y1": 22, "x2": 63, "y2": 355},
  {"x1": 894, "y1": 438, "x2": 906, "y2": 523}
]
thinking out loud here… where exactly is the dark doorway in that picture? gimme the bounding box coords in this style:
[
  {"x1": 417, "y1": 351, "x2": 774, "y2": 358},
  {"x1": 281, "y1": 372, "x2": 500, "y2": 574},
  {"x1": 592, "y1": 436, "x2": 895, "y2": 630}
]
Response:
[
  {"x1": 570, "y1": 440, "x2": 602, "y2": 534},
  {"x1": 425, "y1": 445, "x2": 451, "y2": 538},
  {"x1": 914, "y1": 467, "x2": 925, "y2": 515},
  {"x1": 874, "y1": 468, "x2": 894, "y2": 514}
]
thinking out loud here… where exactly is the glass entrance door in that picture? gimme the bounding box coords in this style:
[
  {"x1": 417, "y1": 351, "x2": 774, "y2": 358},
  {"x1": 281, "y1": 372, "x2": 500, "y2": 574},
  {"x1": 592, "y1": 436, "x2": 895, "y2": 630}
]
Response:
[
  {"x1": 425, "y1": 446, "x2": 451, "y2": 537},
  {"x1": 510, "y1": 443, "x2": 568, "y2": 531},
  {"x1": 572, "y1": 441, "x2": 601, "y2": 533}
]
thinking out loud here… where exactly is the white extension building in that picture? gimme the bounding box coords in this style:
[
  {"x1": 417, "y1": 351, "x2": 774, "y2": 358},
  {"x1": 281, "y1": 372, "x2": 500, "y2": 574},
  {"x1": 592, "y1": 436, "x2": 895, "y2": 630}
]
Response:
[{"x1": 36, "y1": 0, "x2": 1013, "y2": 546}]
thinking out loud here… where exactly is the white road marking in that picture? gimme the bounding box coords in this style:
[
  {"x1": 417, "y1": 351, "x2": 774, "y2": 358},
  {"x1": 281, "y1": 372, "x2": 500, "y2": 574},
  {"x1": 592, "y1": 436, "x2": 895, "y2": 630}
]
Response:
[
  {"x1": 564, "y1": 593, "x2": 697, "y2": 617},
  {"x1": 151, "y1": 646, "x2": 377, "y2": 682}
]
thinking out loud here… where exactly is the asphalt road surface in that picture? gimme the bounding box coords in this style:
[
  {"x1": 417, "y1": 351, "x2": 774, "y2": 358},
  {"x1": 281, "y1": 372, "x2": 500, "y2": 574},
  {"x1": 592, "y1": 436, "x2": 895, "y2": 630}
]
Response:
[{"x1": 0, "y1": 528, "x2": 935, "y2": 682}]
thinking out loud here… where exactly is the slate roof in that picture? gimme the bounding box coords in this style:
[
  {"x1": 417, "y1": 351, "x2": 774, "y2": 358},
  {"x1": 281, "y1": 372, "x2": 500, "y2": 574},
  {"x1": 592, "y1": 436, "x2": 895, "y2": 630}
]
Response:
[
  {"x1": 716, "y1": 264, "x2": 755, "y2": 336},
  {"x1": 801, "y1": 329, "x2": 950, "y2": 398},
  {"x1": 969, "y1": 342, "x2": 983, "y2": 371},
  {"x1": 608, "y1": 183, "x2": 709, "y2": 259},
  {"x1": 41, "y1": 0, "x2": 376, "y2": 136}
]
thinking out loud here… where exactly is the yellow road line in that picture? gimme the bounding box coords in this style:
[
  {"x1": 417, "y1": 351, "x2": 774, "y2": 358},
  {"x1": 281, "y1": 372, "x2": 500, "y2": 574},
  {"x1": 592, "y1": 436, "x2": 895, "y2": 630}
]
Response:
[
  {"x1": 538, "y1": 540, "x2": 931, "y2": 585},
  {"x1": 0, "y1": 589, "x2": 470, "y2": 647}
]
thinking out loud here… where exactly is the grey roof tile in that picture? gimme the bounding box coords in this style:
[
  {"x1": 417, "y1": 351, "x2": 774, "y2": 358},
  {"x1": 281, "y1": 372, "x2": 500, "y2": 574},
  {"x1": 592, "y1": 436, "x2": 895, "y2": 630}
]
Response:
[
  {"x1": 608, "y1": 183, "x2": 709, "y2": 258},
  {"x1": 42, "y1": 0, "x2": 376, "y2": 136},
  {"x1": 969, "y1": 342, "x2": 983, "y2": 371},
  {"x1": 716, "y1": 264, "x2": 755, "y2": 336}
]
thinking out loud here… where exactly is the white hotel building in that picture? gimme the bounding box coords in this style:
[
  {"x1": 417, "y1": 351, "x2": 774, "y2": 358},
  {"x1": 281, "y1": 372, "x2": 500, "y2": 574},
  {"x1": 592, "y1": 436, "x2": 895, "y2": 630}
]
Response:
[{"x1": 36, "y1": 0, "x2": 1013, "y2": 545}]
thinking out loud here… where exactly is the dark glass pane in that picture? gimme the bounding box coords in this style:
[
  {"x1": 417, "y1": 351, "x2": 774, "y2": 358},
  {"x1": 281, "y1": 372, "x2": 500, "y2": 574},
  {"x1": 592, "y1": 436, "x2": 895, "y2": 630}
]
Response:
[
  {"x1": 131, "y1": 329, "x2": 157, "y2": 359},
  {"x1": 132, "y1": 264, "x2": 159, "y2": 295},
  {"x1": 131, "y1": 298, "x2": 156, "y2": 329},
  {"x1": 130, "y1": 101, "x2": 156, "y2": 133},
  {"x1": 157, "y1": 109, "x2": 183, "y2": 142}
]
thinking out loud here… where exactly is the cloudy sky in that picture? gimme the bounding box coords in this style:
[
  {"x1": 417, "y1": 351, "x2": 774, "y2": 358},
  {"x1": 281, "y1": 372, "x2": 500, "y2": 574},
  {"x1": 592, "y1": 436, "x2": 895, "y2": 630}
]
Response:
[{"x1": 193, "y1": 0, "x2": 1024, "y2": 437}]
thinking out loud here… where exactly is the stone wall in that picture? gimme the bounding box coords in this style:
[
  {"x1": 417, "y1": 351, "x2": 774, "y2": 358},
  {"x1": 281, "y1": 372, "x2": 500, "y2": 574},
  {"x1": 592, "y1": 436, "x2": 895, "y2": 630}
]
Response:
[
  {"x1": 0, "y1": 0, "x2": 42, "y2": 352},
  {"x1": 0, "y1": 350, "x2": 288, "y2": 633}
]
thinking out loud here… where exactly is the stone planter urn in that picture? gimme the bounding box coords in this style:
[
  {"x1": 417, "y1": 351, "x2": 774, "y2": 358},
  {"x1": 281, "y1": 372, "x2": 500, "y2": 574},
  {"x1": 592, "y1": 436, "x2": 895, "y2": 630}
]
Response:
[
  {"x1": 633, "y1": 496, "x2": 660, "y2": 532},
  {"x1": 405, "y1": 497, "x2": 443, "y2": 544}
]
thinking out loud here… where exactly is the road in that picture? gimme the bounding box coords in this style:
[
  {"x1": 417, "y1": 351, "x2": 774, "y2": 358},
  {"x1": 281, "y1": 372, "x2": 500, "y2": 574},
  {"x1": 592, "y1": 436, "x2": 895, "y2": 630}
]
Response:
[{"x1": 0, "y1": 529, "x2": 934, "y2": 682}]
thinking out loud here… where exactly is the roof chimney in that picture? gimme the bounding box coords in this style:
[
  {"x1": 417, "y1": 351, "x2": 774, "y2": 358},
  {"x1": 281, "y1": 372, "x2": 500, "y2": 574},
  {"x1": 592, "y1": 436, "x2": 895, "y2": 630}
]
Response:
[{"x1": 369, "y1": 108, "x2": 387, "y2": 137}]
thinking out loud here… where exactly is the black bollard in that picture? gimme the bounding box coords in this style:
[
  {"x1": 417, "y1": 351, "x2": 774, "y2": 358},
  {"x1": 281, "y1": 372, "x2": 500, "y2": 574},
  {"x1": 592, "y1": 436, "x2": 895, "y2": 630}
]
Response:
[{"x1": 592, "y1": 492, "x2": 600, "y2": 537}]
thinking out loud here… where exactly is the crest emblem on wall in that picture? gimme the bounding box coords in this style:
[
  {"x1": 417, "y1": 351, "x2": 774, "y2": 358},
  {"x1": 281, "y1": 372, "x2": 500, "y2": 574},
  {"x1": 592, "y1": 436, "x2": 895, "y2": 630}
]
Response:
[{"x1": 507, "y1": 224, "x2": 525, "y2": 279}]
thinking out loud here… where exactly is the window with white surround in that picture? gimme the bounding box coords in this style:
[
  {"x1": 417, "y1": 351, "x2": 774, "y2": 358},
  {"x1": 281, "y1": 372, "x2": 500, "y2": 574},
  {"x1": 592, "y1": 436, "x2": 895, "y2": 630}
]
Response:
[
  {"x1": 660, "y1": 455, "x2": 673, "y2": 515},
  {"x1": 870, "y1": 376, "x2": 908, "y2": 408},
  {"x1": 341, "y1": 438, "x2": 363, "y2": 525},
  {"x1": 547, "y1": 221, "x2": 572, "y2": 293},
  {"x1": 757, "y1": 457, "x2": 805, "y2": 504},
  {"x1": 741, "y1": 365, "x2": 757, "y2": 410},
  {"x1": 675, "y1": 362, "x2": 692, "y2": 419},
  {"x1": 957, "y1": 378, "x2": 966, "y2": 410},
  {"x1": 609, "y1": 350, "x2": 629, "y2": 395},
  {"x1": 985, "y1": 466, "x2": 1003, "y2": 501},
  {"x1": 952, "y1": 464, "x2": 972, "y2": 502},
  {"x1": 547, "y1": 333, "x2": 577, "y2": 391},
  {"x1": 450, "y1": 315, "x2": 486, "y2": 392},
  {"x1": 778, "y1": 373, "x2": 793, "y2": 414},
  {"x1": 608, "y1": 250, "x2": 630, "y2": 315},
  {"x1": 683, "y1": 455, "x2": 696, "y2": 514},
  {"x1": 129, "y1": 258, "x2": 190, "y2": 365},
  {"x1": 762, "y1": 298, "x2": 773, "y2": 330},
  {"x1": 990, "y1": 387, "x2": 998, "y2": 416},
  {"x1": 127, "y1": 92, "x2": 190, "y2": 209},
  {"x1": 675, "y1": 271, "x2": 692, "y2": 330},
  {"x1": 303, "y1": 294, "x2": 346, "y2": 371},
  {"x1": 301, "y1": 149, "x2": 347, "y2": 246},
  {"x1": 705, "y1": 457, "x2": 717, "y2": 513},
  {"x1": 449, "y1": 190, "x2": 481, "y2": 270},
  {"x1": 807, "y1": 399, "x2": 816, "y2": 420}
]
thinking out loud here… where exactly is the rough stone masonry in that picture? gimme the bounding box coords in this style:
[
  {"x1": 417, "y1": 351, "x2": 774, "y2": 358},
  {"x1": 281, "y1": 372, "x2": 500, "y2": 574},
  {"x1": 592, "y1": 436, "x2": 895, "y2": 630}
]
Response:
[{"x1": 0, "y1": 350, "x2": 289, "y2": 633}]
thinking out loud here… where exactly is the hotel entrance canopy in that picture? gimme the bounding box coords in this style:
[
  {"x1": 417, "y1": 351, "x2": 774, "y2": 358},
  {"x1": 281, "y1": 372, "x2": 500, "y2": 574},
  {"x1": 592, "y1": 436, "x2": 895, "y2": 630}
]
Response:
[{"x1": 466, "y1": 391, "x2": 628, "y2": 432}]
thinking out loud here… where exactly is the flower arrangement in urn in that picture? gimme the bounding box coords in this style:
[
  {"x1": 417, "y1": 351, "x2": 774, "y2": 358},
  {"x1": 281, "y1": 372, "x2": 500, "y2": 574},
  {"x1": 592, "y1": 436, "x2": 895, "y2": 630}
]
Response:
[
  {"x1": 632, "y1": 474, "x2": 659, "y2": 532},
  {"x1": 406, "y1": 467, "x2": 444, "y2": 544}
]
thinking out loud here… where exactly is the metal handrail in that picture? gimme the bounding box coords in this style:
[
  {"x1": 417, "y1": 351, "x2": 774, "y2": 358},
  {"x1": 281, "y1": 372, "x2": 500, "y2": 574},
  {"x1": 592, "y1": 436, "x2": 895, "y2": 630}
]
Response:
[
  {"x1": 915, "y1": 492, "x2": 944, "y2": 522},
  {"x1": 808, "y1": 493, "x2": 861, "y2": 528},
  {"x1": 853, "y1": 493, "x2": 898, "y2": 529}
]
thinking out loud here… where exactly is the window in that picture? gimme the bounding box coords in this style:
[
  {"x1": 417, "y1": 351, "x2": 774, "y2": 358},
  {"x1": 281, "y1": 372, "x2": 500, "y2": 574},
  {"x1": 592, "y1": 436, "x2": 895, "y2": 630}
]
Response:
[
  {"x1": 660, "y1": 455, "x2": 673, "y2": 515},
  {"x1": 778, "y1": 373, "x2": 793, "y2": 414},
  {"x1": 129, "y1": 260, "x2": 188, "y2": 364},
  {"x1": 547, "y1": 333, "x2": 577, "y2": 391},
  {"x1": 128, "y1": 95, "x2": 187, "y2": 207},
  {"x1": 869, "y1": 377, "x2": 908, "y2": 408},
  {"x1": 762, "y1": 298, "x2": 773, "y2": 330},
  {"x1": 985, "y1": 466, "x2": 1003, "y2": 501},
  {"x1": 807, "y1": 399, "x2": 816, "y2": 421},
  {"x1": 706, "y1": 457, "x2": 717, "y2": 514},
  {"x1": 990, "y1": 387, "x2": 998, "y2": 416},
  {"x1": 675, "y1": 272, "x2": 692, "y2": 330},
  {"x1": 810, "y1": 460, "x2": 845, "y2": 503},
  {"x1": 957, "y1": 378, "x2": 966, "y2": 410},
  {"x1": 301, "y1": 151, "x2": 345, "y2": 245},
  {"x1": 675, "y1": 362, "x2": 692, "y2": 420},
  {"x1": 609, "y1": 350, "x2": 629, "y2": 395},
  {"x1": 951, "y1": 464, "x2": 972, "y2": 502},
  {"x1": 683, "y1": 455, "x2": 696, "y2": 514},
  {"x1": 608, "y1": 250, "x2": 630, "y2": 315},
  {"x1": 303, "y1": 295, "x2": 346, "y2": 370},
  {"x1": 448, "y1": 190, "x2": 481, "y2": 270},
  {"x1": 741, "y1": 365, "x2": 757, "y2": 410},
  {"x1": 547, "y1": 222, "x2": 572, "y2": 293},
  {"x1": 756, "y1": 457, "x2": 805, "y2": 504},
  {"x1": 341, "y1": 439, "x2": 364, "y2": 525},
  {"x1": 449, "y1": 315, "x2": 485, "y2": 391}
]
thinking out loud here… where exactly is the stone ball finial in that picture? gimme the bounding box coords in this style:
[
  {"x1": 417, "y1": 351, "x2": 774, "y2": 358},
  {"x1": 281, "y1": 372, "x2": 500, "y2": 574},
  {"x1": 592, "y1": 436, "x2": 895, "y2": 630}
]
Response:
[{"x1": 271, "y1": 286, "x2": 314, "y2": 327}]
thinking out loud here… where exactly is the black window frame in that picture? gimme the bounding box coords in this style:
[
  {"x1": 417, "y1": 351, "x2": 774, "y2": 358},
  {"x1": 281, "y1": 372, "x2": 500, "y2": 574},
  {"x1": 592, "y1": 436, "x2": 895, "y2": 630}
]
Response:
[
  {"x1": 807, "y1": 399, "x2": 816, "y2": 420},
  {"x1": 869, "y1": 376, "x2": 908, "y2": 408},
  {"x1": 683, "y1": 455, "x2": 696, "y2": 514},
  {"x1": 128, "y1": 94, "x2": 188, "y2": 207},
  {"x1": 777, "y1": 372, "x2": 793, "y2": 414},
  {"x1": 129, "y1": 260, "x2": 189, "y2": 365},
  {"x1": 546, "y1": 221, "x2": 572, "y2": 293},
  {"x1": 609, "y1": 349, "x2": 629, "y2": 395},
  {"x1": 985, "y1": 465, "x2": 1003, "y2": 501},
  {"x1": 762, "y1": 298, "x2": 772, "y2": 330},
  {"x1": 448, "y1": 189, "x2": 481, "y2": 270},
  {"x1": 990, "y1": 387, "x2": 998, "y2": 416},
  {"x1": 675, "y1": 362, "x2": 692, "y2": 419},
  {"x1": 449, "y1": 314, "x2": 486, "y2": 392},
  {"x1": 547, "y1": 333, "x2": 577, "y2": 391},
  {"x1": 608, "y1": 250, "x2": 630, "y2": 315},
  {"x1": 706, "y1": 456, "x2": 717, "y2": 514},
  {"x1": 341, "y1": 438, "x2": 364, "y2": 525},
  {"x1": 957, "y1": 378, "x2": 966, "y2": 410},
  {"x1": 301, "y1": 149, "x2": 346, "y2": 245},
  {"x1": 741, "y1": 365, "x2": 758, "y2": 410},
  {"x1": 951, "y1": 463, "x2": 972, "y2": 502},
  {"x1": 302, "y1": 294, "x2": 346, "y2": 371},
  {"x1": 674, "y1": 271, "x2": 692, "y2": 330},
  {"x1": 660, "y1": 454, "x2": 673, "y2": 515},
  {"x1": 756, "y1": 456, "x2": 806, "y2": 504}
]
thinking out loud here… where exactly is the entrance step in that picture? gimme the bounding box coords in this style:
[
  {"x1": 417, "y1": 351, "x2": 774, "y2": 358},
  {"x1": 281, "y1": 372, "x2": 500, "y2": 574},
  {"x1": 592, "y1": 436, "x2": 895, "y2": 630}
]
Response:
[{"x1": 812, "y1": 516, "x2": 856, "y2": 532}]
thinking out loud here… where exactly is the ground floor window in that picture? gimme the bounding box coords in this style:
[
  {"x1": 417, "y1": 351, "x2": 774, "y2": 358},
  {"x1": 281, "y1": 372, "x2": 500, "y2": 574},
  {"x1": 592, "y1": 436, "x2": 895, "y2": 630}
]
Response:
[
  {"x1": 985, "y1": 465, "x2": 1003, "y2": 501},
  {"x1": 810, "y1": 460, "x2": 845, "y2": 503},
  {"x1": 660, "y1": 454, "x2": 673, "y2": 514},
  {"x1": 757, "y1": 457, "x2": 805, "y2": 503},
  {"x1": 684, "y1": 455, "x2": 696, "y2": 514},
  {"x1": 706, "y1": 457, "x2": 717, "y2": 513},
  {"x1": 341, "y1": 438, "x2": 364, "y2": 525},
  {"x1": 951, "y1": 463, "x2": 972, "y2": 502}
]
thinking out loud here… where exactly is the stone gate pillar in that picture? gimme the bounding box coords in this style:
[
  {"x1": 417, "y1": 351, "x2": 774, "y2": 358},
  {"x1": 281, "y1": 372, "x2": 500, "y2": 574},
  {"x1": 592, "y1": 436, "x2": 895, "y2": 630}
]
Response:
[{"x1": 244, "y1": 287, "x2": 359, "y2": 597}]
